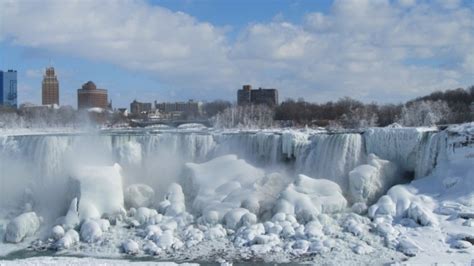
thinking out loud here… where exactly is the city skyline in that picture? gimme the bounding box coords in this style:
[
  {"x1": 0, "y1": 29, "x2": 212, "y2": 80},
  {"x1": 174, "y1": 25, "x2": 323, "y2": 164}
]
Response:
[{"x1": 1, "y1": 0, "x2": 473, "y2": 108}]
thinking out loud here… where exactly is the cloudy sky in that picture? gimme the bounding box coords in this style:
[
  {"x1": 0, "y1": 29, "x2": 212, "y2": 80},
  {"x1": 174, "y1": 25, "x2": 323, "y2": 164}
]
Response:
[{"x1": 0, "y1": 0, "x2": 473, "y2": 108}]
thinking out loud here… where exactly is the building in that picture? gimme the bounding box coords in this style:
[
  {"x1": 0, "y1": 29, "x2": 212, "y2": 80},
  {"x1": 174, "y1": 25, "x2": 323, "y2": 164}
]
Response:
[
  {"x1": 130, "y1": 100, "x2": 152, "y2": 115},
  {"x1": 77, "y1": 81, "x2": 108, "y2": 109},
  {"x1": 0, "y1": 70, "x2": 18, "y2": 109},
  {"x1": 237, "y1": 85, "x2": 278, "y2": 106},
  {"x1": 42, "y1": 67, "x2": 59, "y2": 105},
  {"x1": 155, "y1": 100, "x2": 202, "y2": 117}
]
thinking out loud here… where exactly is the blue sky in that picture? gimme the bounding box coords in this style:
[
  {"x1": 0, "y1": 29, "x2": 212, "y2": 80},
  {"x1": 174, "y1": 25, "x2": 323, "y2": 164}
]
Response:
[{"x1": 0, "y1": 0, "x2": 473, "y2": 108}]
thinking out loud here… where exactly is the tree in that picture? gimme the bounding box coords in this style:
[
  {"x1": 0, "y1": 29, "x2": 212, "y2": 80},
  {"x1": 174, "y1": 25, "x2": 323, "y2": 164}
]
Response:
[
  {"x1": 398, "y1": 100, "x2": 451, "y2": 127},
  {"x1": 213, "y1": 104, "x2": 274, "y2": 129}
]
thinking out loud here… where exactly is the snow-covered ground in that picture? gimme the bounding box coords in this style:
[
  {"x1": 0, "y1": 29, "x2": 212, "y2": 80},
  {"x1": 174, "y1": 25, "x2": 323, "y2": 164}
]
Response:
[{"x1": 0, "y1": 123, "x2": 473, "y2": 264}]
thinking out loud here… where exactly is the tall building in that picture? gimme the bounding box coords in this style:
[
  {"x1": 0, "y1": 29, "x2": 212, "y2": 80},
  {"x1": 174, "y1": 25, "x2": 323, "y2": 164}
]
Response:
[
  {"x1": 0, "y1": 70, "x2": 18, "y2": 109},
  {"x1": 77, "y1": 81, "x2": 108, "y2": 109},
  {"x1": 237, "y1": 85, "x2": 278, "y2": 106},
  {"x1": 42, "y1": 67, "x2": 59, "y2": 105}
]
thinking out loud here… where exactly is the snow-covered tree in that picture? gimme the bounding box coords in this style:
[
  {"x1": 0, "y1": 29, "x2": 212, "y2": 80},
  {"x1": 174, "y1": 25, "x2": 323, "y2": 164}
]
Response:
[
  {"x1": 398, "y1": 100, "x2": 451, "y2": 127},
  {"x1": 212, "y1": 104, "x2": 274, "y2": 129}
]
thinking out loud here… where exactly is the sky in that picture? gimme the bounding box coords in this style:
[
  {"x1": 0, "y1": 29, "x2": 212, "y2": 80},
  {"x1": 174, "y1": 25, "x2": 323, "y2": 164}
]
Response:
[{"x1": 0, "y1": 0, "x2": 473, "y2": 108}]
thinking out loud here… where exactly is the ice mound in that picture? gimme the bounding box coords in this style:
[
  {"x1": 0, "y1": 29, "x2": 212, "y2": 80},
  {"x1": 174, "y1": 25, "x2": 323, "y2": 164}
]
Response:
[
  {"x1": 160, "y1": 183, "x2": 186, "y2": 217},
  {"x1": 80, "y1": 219, "x2": 108, "y2": 243},
  {"x1": 54, "y1": 229, "x2": 79, "y2": 249},
  {"x1": 275, "y1": 174, "x2": 347, "y2": 222},
  {"x1": 185, "y1": 155, "x2": 266, "y2": 220},
  {"x1": 369, "y1": 184, "x2": 438, "y2": 226},
  {"x1": 72, "y1": 163, "x2": 125, "y2": 220},
  {"x1": 349, "y1": 153, "x2": 400, "y2": 205},
  {"x1": 124, "y1": 184, "x2": 155, "y2": 209},
  {"x1": 4, "y1": 212, "x2": 41, "y2": 243},
  {"x1": 122, "y1": 239, "x2": 139, "y2": 255}
]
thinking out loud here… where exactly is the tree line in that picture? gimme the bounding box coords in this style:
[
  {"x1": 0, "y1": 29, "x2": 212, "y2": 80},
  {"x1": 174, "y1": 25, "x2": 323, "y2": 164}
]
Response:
[{"x1": 207, "y1": 86, "x2": 474, "y2": 129}]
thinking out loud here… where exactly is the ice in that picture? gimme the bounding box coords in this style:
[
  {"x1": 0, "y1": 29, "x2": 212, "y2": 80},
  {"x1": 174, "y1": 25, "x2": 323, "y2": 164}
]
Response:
[
  {"x1": 60, "y1": 198, "x2": 80, "y2": 230},
  {"x1": 163, "y1": 183, "x2": 186, "y2": 216},
  {"x1": 0, "y1": 124, "x2": 473, "y2": 264},
  {"x1": 124, "y1": 184, "x2": 155, "y2": 209},
  {"x1": 54, "y1": 229, "x2": 79, "y2": 249},
  {"x1": 72, "y1": 163, "x2": 125, "y2": 220},
  {"x1": 51, "y1": 225, "x2": 65, "y2": 241},
  {"x1": 275, "y1": 174, "x2": 347, "y2": 222},
  {"x1": 349, "y1": 153, "x2": 400, "y2": 205},
  {"x1": 184, "y1": 154, "x2": 266, "y2": 220},
  {"x1": 4, "y1": 212, "x2": 41, "y2": 243}
]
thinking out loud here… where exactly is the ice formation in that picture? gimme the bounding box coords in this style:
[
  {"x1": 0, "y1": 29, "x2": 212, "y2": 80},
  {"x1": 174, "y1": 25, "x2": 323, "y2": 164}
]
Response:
[
  {"x1": 0, "y1": 123, "x2": 473, "y2": 264},
  {"x1": 72, "y1": 163, "x2": 125, "y2": 220},
  {"x1": 4, "y1": 212, "x2": 41, "y2": 243}
]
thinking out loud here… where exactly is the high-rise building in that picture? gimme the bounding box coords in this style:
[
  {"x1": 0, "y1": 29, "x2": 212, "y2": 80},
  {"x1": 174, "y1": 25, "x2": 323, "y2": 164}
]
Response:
[
  {"x1": 77, "y1": 81, "x2": 108, "y2": 109},
  {"x1": 0, "y1": 70, "x2": 18, "y2": 109},
  {"x1": 237, "y1": 85, "x2": 278, "y2": 106},
  {"x1": 42, "y1": 67, "x2": 59, "y2": 105}
]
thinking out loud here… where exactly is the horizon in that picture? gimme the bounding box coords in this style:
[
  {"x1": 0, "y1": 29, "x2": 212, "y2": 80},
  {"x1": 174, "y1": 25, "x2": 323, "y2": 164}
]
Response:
[{"x1": 1, "y1": 0, "x2": 473, "y2": 108}]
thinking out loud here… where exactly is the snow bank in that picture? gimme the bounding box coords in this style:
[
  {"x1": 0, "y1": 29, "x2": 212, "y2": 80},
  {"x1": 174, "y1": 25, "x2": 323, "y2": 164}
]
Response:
[
  {"x1": 275, "y1": 174, "x2": 347, "y2": 222},
  {"x1": 349, "y1": 153, "x2": 400, "y2": 205},
  {"x1": 72, "y1": 163, "x2": 125, "y2": 220},
  {"x1": 4, "y1": 212, "x2": 41, "y2": 243}
]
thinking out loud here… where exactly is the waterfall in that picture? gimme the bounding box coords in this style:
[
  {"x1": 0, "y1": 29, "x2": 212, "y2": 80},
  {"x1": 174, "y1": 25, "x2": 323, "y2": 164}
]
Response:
[
  {"x1": 0, "y1": 128, "x2": 449, "y2": 220},
  {"x1": 294, "y1": 133, "x2": 365, "y2": 191}
]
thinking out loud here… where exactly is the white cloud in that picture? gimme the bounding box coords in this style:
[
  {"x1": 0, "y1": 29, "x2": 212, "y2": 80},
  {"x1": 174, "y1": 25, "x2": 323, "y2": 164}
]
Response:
[{"x1": 0, "y1": 0, "x2": 473, "y2": 103}]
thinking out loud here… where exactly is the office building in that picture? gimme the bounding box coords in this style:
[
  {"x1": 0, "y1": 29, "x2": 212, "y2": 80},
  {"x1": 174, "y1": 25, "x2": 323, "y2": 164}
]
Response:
[
  {"x1": 42, "y1": 67, "x2": 59, "y2": 105},
  {"x1": 0, "y1": 70, "x2": 18, "y2": 108}
]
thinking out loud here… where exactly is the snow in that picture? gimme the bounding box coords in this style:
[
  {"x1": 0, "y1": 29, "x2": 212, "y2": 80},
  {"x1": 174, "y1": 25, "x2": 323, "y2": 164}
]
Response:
[
  {"x1": 4, "y1": 212, "x2": 41, "y2": 243},
  {"x1": 0, "y1": 257, "x2": 199, "y2": 265},
  {"x1": 0, "y1": 124, "x2": 473, "y2": 264}
]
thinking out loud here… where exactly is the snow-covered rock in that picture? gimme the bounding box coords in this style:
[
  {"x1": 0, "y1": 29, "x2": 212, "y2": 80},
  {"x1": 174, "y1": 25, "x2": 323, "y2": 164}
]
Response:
[{"x1": 4, "y1": 212, "x2": 41, "y2": 243}]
